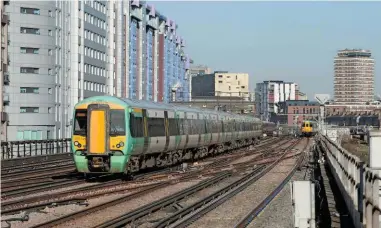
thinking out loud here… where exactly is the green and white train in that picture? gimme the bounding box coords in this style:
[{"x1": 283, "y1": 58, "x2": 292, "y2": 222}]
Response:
[{"x1": 72, "y1": 96, "x2": 263, "y2": 176}]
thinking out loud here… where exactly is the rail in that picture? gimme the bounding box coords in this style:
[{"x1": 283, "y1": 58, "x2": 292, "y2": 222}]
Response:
[
  {"x1": 1, "y1": 139, "x2": 71, "y2": 160},
  {"x1": 318, "y1": 133, "x2": 381, "y2": 228}
]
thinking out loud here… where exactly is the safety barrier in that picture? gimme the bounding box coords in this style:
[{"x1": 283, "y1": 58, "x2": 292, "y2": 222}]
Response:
[
  {"x1": 318, "y1": 131, "x2": 381, "y2": 228},
  {"x1": 1, "y1": 138, "x2": 71, "y2": 160}
]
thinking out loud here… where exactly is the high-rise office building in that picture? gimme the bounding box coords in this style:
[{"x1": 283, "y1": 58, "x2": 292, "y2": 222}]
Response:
[
  {"x1": 1, "y1": 0, "x2": 191, "y2": 141},
  {"x1": 1, "y1": 0, "x2": 10, "y2": 140},
  {"x1": 334, "y1": 49, "x2": 374, "y2": 105}
]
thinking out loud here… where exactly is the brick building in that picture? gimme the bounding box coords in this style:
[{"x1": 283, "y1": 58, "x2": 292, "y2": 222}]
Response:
[{"x1": 275, "y1": 100, "x2": 320, "y2": 126}]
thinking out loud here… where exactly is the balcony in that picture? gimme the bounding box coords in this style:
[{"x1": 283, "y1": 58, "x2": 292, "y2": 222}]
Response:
[
  {"x1": 2, "y1": 63, "x2": 7, "y2": 72},
  {"x1": 1, "y1": 14, "x2": 9, "y2": 25},
  {"x1": 1, "y1": 34, "x2": 5, "y2": 45},
  {"x1": 1, "y1": 111, "x2": 8, "y2": 122},
  {"x1": 3, "y1": 93, "x2": 9, "y2": 105},
  {"x1": 3, "y1": 73, "x2": 9, "y2": 84}
]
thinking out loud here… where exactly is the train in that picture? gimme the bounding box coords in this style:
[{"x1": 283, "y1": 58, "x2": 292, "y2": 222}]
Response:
[
  {"x1": 262, "y1": 121, "x2": 277, "y2": 136},
  {"x1": 71, "y1": 96, "x2": 265, "y2": 177},
  {"x1": 300, "y1": 120, "x2": 318, "y2": 137}
]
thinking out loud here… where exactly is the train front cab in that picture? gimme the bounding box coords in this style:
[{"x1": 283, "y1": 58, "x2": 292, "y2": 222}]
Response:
[
  {"x1": 301, "y1": 121, "x2": 313, "y2": 137},
  {"x1": 72, "y1": 102, "x2": 128, "y2": 174}
]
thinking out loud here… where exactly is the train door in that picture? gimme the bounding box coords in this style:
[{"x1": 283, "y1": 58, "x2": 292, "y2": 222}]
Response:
[{"x1": 87, "y1": 104, "x2": 110, "y2": 154}]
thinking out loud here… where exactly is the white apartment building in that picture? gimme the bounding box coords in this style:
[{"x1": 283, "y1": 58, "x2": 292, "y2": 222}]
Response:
[{"x1": 255, "y1": 80, "x2": 297, "y2": 121}]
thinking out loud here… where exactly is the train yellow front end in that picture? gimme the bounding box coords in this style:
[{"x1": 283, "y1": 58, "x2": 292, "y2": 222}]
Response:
[
  {"x1": 301, "y1": 120, "x2": 316, "y2": 137},
  {"x1": 72, "y1": 96, "x2": 129, "y2": 174}
]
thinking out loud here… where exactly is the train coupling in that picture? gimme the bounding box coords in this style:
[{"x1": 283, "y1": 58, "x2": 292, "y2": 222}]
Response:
[{"x1": 88, "y1": 156, "x2": 110, "y2": 172}]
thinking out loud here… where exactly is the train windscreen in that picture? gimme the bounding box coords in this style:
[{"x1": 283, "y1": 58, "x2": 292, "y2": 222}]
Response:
[
  {"x1": 110, "y1": 110, "x2": 126, "y2": 136},
  {"x1": 74, "y1": 109, "x2": 87, "y2": 136}
]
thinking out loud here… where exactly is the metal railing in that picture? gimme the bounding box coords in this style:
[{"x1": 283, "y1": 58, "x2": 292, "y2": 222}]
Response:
[
  {"x1": 318, "y1": 133, "x2": 380, "y2": 228},
  {"x1": 1, "y1": 138, "x2": 71, "y2": 160}
]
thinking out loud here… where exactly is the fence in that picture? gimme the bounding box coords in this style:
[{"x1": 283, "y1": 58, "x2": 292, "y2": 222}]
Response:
[
  {"x1": 318, "y1": 132, "x2": 381, "y2": 228},
  {"x1": 1, "y1": 138, "x2": 71, "y2": 160}
]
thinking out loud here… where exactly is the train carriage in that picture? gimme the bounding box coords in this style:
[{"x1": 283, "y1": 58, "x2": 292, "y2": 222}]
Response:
[
  {"x1": 262, "y1": 121, "x2": 277, "y2": 137},
  {"x1": 72, "y1": 96, "x2": 263, "y2": 176}
]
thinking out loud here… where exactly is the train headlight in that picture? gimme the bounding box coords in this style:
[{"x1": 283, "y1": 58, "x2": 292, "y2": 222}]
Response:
[
  {"x1": 116, "y1": 144, "x2": 120, "y2": 148},
  {"x1": 74, "y1": 141, "x2": 79, "y2": 146},
  {"x1": 119, "y1": 142, "x2": 124, "y2": 147}
]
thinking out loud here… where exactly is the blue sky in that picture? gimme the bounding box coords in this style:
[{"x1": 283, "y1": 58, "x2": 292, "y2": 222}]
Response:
[{"x1": 152, "y1": 1, "x2": 381, "y2": 100}]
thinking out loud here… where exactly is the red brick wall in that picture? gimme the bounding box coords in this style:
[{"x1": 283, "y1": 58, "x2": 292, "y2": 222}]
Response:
[{"x1": 286, "y1": 105, "x2": 319, "y2": 125}]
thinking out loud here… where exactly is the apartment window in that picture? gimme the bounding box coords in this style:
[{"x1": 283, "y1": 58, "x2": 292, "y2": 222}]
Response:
[
  {"x1": 48, "y1": 49, "x2": 53, "y2": 56},
  {"x1": 238, "y1": 81, "x2": 240, "y2": 85},
  {"x1": 218, "y1": 75, "x2": 223, "y2": 78},
  {"x1": 218, "y1": 81, "x2": 222, "y2": 83},
  {"x1": 48, "y1": 107, "x2": 52, "y2": 113},
  {"x1": 20, "y1": 27, "x2": 40, "y2": 35},
  {"x1": 48, "y1": 10, "x2": 52, "y2": 17},
  {"x1": 20, "y1": 47, "x2": 39, "y2": 54},
  {"x1": 48, "y1": 88, "x2": 52, "y2": 94},
  {"x1": 241, "y1": 86, "x2": 246, "y2": 89},
  {"x1": 48, "y1": 30, "x2": 52, "y2": 36},
  {"x1": 229, "y1": 86, "x2": 231, "y2": 90},
  {"x1": 20, "y1": 67, "x2": 39, "y2": 74},
  {"x1": 48, "y1": 69, "x2": 52, "y2": 75},
  {"x1": 20, "y1": 7, "x2": 40, "y2": 15},
  {"x1": 20, "y1": 107, "x2": 39, "y2": 113},
  {"x1": 20, "y1": 87, "x2": 39, "y2": 94}
]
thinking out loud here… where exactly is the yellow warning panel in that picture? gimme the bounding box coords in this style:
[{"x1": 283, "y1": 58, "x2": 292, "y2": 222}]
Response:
[{"x1": 89, "y1": 110, "x2": 106, "y2": 154}]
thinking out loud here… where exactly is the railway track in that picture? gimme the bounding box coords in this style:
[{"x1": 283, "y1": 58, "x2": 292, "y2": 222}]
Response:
[
  {"x1": 234, "y1": 138, "x2": 309, "y2": 228},
  {"x1": 1, "y1": 137, "x2": 293, "y2": 227},
  {"x1": 24, "y1": 138, "x2": 300, "y2": 228},
  {"x1": 1, "y1": 158, "x2": 74, "y2": 174},
  {"x1": 1, "y1": 137, "x2": 287, "y2": 200},
  {"x1": 116, "y1": 138, "x2": 304, "y2": 228},
  {"x1": 1, "y1": 164, "x2": 75, "y2": 180}
]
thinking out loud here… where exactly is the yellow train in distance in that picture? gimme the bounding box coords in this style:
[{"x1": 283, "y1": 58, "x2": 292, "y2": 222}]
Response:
[{"x1": 301, "y1": 120, "x2": 318, "y2": 137}]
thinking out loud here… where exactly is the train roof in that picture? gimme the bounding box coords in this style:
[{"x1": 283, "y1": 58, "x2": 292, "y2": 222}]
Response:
[{"x1": 75, "y1": 96, "x2": 261, "y2": 122}]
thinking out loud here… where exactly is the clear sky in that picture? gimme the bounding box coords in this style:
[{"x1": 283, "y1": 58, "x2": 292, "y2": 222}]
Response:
[{"x1": 152, "y1": 1, "x2": 381, "y2": 100}]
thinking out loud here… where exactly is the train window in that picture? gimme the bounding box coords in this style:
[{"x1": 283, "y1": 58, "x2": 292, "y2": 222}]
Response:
[
  {"x1": 213, "y1": 120, "x2": 217, "y2": 133},
  {"x1": 205, "y1": 119, "x2": 211, "y2": 133},
  {"x1": 178, "y1": 119, "x2": 184, "y2": 135},
  {"x1": 218, "y1": 120, "x2": 222, "y2": 133},
  {"x1": 181, "y1": 119, "x2": 191, "y2": 135},
  {"x1": 74, "y1": 109, "x2": 87, "y2": 135},
  {"x1": 201, "y1": 119, "x2": 207, "y2": 134},
  {"x1": 192, "y1": 119, "x2": 200, "y2": 134},
  {"x1": 168, "y1": 118, "x2": 179, "y2": 136},
  {"x1": 129, "y1": 114, "x2": 144, "y2": 138},
  {"x1": 110, "y1": 110, "x2": 126, "y2": 136},
  {"x1": 147, "y1": 117, "x2": 165, "y2": 137}
]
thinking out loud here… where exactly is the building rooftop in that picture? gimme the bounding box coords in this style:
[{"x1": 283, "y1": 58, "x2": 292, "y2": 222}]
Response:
[{"x1": 337, "y1": 49, "x2": 372, "y2": 58}]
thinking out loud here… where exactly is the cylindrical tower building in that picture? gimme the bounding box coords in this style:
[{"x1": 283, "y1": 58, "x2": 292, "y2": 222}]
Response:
[{"x1": 334, "y1": 49, "x2": 375, "y2": 105}]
